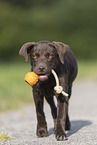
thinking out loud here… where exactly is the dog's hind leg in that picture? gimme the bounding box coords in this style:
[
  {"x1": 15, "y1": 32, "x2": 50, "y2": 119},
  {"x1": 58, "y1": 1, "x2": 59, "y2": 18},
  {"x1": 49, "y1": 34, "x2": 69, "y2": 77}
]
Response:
[
  {"x1": 65, "y1": 86, "x2": 72, "y2": 130},
  {"x1": 65, "y1": 104, "x2": 71, "y2": 130}
]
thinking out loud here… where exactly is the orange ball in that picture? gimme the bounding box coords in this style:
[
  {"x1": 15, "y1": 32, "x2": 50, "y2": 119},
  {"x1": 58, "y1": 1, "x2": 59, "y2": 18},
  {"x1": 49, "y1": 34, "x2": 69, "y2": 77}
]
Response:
[{"x1": 24, "y1": 72, "x2": 38, "y2": 86}]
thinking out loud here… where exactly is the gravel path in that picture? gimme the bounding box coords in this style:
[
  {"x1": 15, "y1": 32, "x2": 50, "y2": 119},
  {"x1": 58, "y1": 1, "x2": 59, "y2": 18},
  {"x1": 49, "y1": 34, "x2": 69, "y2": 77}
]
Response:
[{"x1": 0, "y1": 80, "x2": 97, "y2": 145}]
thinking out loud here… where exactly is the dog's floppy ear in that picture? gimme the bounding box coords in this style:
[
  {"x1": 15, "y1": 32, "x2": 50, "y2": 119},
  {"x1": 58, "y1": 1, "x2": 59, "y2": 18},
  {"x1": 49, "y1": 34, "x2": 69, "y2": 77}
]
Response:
[
  {"x1": 52, "y1": 41, "x2": 70, "y2": 64},
  {"x1": 19, "y1": 42, "x2": 36, "y2": 62}
]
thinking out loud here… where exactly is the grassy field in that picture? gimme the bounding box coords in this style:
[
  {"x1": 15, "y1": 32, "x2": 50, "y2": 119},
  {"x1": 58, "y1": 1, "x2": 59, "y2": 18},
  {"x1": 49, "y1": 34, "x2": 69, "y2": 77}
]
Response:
[
  {"x1": 0, "y1": 62, "x2": 32, "y2": 112},
  {"x1": 77, "y1": 60, "x2": 97, "y2": 80},
  {"x1": 0, "y1": 61, "x2": 97, "y2": 112}
]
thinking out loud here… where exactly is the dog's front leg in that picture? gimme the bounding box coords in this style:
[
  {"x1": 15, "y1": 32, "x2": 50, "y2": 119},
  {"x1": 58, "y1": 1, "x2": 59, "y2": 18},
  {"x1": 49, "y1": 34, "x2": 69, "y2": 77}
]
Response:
[
  {"x1": 33, "y1": 86, "x2": 48, "y2": 137},
  {"x1": 55, "y1": 75, "x2": 68, "y2": 141},
  {"x1": 55, "y1": 98, "x2": 68, "y2": 141}
]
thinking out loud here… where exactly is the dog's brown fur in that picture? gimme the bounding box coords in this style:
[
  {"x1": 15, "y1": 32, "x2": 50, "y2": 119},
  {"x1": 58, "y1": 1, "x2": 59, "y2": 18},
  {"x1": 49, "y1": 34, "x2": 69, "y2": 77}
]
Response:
[{"x1": 19, "y1": 41, "x2": 77, "y2": 140}]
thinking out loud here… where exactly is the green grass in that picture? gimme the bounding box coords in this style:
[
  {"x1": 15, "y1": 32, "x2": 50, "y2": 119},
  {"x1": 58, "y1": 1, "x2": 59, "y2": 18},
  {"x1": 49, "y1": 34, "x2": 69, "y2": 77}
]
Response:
[
  {"x1": 0, "y1": 62, "x2": 33, "y2": 112},
  {"x1": 77, "y1": 60, "x2": 97, "y2": 80},
  {"x1": 0, "y1": 132, "x2": 11, "y2": 141},
  {"x1": 0, "y1": 61, "x2": 97, "y2": 112}
]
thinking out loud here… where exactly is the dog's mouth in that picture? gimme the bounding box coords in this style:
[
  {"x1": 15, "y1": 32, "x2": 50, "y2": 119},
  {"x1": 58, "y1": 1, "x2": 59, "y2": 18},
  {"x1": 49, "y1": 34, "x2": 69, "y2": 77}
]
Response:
[{"x1": 38, "y1": 74, "x2": 50, "y2": 81}]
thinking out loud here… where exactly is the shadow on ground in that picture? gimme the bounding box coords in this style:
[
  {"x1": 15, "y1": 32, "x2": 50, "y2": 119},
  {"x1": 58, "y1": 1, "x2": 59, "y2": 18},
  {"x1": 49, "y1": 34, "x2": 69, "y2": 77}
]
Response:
[
  {"x1": 68, "y1": 120, "x2": 92, "y2": 136},
  {"x1": 48, "y1": 120, "x2": 92, "y2": 136}
]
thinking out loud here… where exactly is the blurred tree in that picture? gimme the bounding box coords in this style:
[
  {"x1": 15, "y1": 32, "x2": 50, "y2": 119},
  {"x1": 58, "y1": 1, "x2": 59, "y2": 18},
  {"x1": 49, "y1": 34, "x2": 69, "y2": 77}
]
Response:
[
  {"x1": 0, "y1": 0, "x2": 97, "y2": 61},
  {"x1": 1, "y1": 0, "x2": 58, "y2": 8}
]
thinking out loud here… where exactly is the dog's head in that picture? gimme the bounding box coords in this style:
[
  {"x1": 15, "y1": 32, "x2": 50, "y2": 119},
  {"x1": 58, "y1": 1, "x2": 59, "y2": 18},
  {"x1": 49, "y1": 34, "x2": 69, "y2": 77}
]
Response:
[{"x1": 19, "y1": 41, "x2": 70, "y2": 81}]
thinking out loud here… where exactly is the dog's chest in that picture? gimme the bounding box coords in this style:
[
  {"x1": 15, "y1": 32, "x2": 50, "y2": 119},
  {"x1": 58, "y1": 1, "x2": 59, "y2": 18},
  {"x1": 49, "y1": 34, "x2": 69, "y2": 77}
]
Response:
[{"x1": 40, "y1": 77, "x2": 56, "y2": 97}]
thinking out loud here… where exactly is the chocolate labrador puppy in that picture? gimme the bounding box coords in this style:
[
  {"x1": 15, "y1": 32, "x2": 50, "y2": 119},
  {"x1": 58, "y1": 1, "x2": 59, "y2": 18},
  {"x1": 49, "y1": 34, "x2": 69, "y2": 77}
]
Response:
[{"x1": 19, "y1": 41, "x2": 77, "y2": 141}]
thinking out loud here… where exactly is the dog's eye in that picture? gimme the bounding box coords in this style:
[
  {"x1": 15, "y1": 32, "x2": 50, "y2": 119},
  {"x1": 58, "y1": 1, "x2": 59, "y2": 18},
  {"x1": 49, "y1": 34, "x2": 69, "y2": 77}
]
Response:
[
  {"x1": 46, "y1": 53, "x2": 53, "y2": 60},
  {"x1": 33, "y1": 53, "x2": 40, "y2": 59},
  {"x1": 33, "y1": 55, "x2": 37, "y2": 59},
  {"x1": 49, "y1": 55, "x2": 53, "y2": 59}
]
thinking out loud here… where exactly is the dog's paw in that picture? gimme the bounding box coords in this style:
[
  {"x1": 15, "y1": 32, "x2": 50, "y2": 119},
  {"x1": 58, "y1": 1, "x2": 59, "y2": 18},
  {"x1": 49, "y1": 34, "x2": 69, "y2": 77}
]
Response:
[
  {"x1": 37, "y1": 127, "x2": 48, "y2": 137},
  {"x1": 55, "y1": 129, "x2": 68, "y2": 141}
]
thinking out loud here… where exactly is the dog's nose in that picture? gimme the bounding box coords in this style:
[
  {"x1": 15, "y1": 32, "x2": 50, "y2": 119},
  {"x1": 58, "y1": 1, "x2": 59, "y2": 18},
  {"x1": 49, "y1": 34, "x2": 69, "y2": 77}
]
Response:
[{"x1": 38, "y1": 66, "x2": 45, "y2": 72}]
